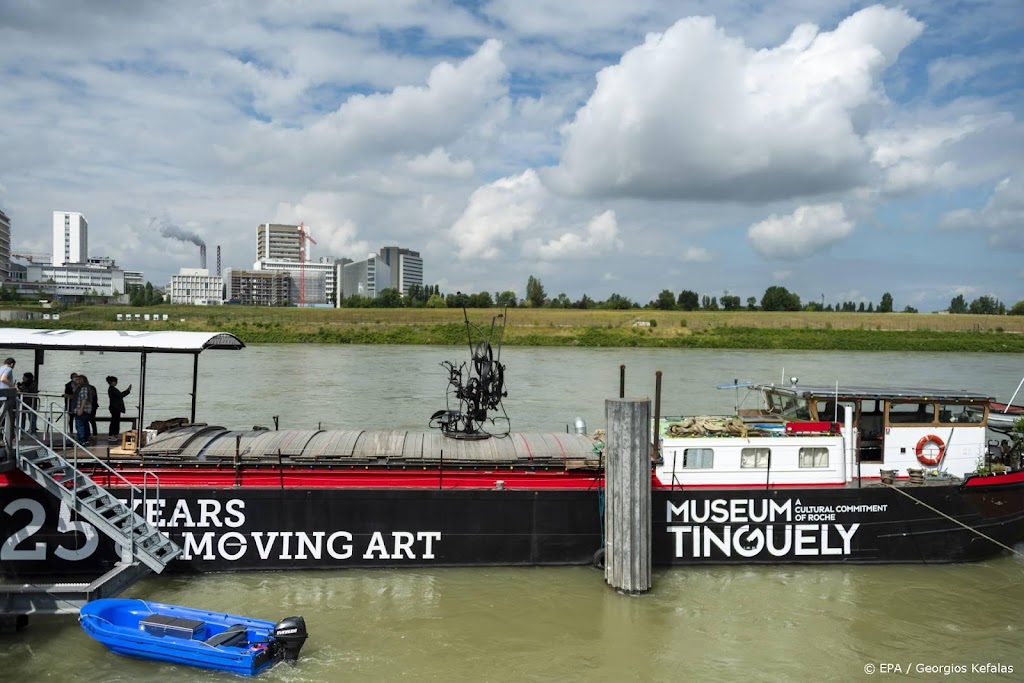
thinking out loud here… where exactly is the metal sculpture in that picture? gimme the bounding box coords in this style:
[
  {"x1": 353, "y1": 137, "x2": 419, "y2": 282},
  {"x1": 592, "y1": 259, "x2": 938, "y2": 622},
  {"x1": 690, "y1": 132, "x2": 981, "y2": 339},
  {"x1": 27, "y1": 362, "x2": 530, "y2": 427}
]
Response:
[{"x1": 430, "y1": 309, "x2": 508, "y2": 439}]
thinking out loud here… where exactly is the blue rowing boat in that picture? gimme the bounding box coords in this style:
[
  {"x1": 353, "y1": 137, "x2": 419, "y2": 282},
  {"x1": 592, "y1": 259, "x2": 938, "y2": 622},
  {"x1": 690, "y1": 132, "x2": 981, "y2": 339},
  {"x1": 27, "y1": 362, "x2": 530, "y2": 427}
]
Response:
[{"x1": 79, "y1": 598, "x2": 307, "y2": 676}]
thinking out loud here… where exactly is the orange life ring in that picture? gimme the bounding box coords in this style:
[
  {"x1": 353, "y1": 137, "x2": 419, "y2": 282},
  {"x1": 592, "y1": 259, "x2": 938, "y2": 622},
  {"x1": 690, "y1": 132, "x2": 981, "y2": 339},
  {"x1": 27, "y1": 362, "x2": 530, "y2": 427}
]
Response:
[{"x1": 915, "y1": 434, "x2": 945, "y2": 466}]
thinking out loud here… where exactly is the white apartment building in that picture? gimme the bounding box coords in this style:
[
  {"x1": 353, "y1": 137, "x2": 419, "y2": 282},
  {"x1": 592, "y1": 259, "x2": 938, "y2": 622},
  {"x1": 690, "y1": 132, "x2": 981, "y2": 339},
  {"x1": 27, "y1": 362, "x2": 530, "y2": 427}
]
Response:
[
  {"x1": 169, "y1": 268, "x2": 223, "y2": 305},
  {"x1": 53, "y1": 211, "x2": 88, "y2": 266}
]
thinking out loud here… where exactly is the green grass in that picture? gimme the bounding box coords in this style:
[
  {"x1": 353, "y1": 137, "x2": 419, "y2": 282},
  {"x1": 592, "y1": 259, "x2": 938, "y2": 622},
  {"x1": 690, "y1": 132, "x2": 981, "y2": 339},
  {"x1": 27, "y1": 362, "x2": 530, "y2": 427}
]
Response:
[{"x1": 5, "y1": 305, "x2": 1023, "y2": 352}]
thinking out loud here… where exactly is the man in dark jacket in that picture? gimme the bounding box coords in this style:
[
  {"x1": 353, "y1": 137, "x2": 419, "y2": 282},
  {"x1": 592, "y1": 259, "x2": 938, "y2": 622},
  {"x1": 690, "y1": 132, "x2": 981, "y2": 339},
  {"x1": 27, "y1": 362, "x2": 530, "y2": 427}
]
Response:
[{"x1": 106, "y1": 375, "x2": 132, "y2": 441}]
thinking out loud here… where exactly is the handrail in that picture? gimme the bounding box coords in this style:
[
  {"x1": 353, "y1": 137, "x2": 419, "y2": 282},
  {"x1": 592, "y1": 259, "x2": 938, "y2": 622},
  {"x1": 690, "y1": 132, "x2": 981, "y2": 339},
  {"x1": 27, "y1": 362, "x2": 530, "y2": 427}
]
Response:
[{"x1": 13, "y1": 399, "x2": 165, "y2": 555}]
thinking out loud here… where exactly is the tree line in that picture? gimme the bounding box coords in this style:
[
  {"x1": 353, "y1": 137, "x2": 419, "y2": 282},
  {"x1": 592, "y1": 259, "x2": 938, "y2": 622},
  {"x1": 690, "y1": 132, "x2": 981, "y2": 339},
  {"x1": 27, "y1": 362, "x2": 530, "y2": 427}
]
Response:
[{"x1": 337, "y1": 276, "x2": 1023, "y2": 315}]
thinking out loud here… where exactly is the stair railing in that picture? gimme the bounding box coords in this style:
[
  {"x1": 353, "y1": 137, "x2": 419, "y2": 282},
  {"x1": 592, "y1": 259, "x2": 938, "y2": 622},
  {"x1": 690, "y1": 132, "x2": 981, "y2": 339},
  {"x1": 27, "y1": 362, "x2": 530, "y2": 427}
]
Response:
[{"x1": 12, "y1": 396, "x2": 164, "y2": 560}]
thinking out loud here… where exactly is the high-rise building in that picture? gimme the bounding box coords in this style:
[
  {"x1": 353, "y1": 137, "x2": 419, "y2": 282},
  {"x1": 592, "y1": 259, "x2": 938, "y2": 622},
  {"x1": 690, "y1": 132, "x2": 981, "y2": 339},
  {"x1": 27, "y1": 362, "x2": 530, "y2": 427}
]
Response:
[
  {"x1": 52, "y1": 211, "x2": 88, "y2": 266},
  {"x1": 378, "y1": 246, "x2": 423, "y2": 296},
  {"x1": 256, "y1": 223, "x2": 301, "y2": 261},
  {"x1": 0, "y1": 209, "x2": 10, "y2": 281}
]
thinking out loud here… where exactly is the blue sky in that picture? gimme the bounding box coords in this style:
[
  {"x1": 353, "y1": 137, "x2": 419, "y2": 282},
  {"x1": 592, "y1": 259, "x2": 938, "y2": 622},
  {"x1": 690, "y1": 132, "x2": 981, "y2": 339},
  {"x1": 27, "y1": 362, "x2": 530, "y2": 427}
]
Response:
[{"x1": 0, "y1": 1, "x2": 1021, "y2": 311}]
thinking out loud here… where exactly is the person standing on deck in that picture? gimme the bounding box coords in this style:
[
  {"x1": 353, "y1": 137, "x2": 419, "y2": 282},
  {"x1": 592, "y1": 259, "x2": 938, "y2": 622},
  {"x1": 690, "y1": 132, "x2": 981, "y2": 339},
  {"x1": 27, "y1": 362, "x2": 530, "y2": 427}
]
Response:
[
  {"x1": 0, "y1": 358, "x2": 18, "y2": 436},
  {"x1": 106, "y1": 376, "x2": 132, "y2": 442},
  {"x1": 73, "y1": 375, "x2": 92, "y2": 444},
  {"x1": 63, "y1": 372, "x2": 79, "y2": 432},
  {"x1": 86, "y1": 377, "x2": 99, "y2": 440},
  {"x1": 17, "y1": 372, "x2": 38, "y2": 435}
]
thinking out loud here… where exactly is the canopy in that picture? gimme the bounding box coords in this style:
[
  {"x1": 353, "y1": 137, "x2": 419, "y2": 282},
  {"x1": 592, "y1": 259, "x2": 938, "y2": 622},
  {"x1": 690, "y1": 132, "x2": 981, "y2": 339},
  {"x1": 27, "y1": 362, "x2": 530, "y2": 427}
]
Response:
[
  {"x1": 0, "y1": 329, "x2": 244, "y2": 353},
  {"x1": 0, "y1": 328, "x2": 245, "y2": 428}
]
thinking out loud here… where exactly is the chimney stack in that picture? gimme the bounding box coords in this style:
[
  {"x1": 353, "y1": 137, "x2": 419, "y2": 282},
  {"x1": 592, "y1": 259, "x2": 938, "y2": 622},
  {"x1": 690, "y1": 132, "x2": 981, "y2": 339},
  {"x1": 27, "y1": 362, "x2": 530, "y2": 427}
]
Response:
[
  {"x1": 200, "y1": 244, "x2": 207, "y2": 270},
  {"x1": 216, "y1": 245, "x2": 221, "y2": 276}
]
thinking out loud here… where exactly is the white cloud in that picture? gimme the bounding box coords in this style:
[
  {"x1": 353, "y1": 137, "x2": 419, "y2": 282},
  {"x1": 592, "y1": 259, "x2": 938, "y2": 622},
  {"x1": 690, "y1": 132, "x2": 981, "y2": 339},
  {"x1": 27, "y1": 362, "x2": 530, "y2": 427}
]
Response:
[
  {"x1": 272, "y1": 195, "x2": 371, "y2": 259},
  {"x1": 681, "y1": 246, "x2": 712, "y2": 263},
  {"x1": 524, "y1": 209, "x2": 623, "y2": 260},
  {"x1": 748, "y1": 203, "x2": 855, "y2": 260},
  {"x1": 215, "y1": 39, "x2": 510, "y2": 181},
  {"x1": 544, "y1": 6, "x2": 923, "y2": 202},
  {"x1": 404, "y1": 148, "x2": 474, "y2": 178},
  {"x1": 449, "y1": 170, "x2": 545, "y2": 260},
  {"x1": 939, "y1": 176, "x2": 1024, "y2": 252}
]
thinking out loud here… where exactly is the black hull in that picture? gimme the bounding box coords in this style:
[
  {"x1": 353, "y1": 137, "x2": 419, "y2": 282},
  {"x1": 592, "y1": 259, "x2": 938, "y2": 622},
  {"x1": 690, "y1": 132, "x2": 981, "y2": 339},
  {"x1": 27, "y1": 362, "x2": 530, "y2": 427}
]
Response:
[{"x1": 3, "y1": 481, "x2": 1024, "y2": 578}]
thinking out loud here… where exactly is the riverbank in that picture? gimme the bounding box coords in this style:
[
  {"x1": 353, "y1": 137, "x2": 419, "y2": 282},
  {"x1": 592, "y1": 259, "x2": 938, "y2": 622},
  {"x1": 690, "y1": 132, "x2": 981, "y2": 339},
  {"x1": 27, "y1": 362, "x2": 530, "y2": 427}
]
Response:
[{"x1": 5, "y1": 306, "x2": 1023, "y2": 351}]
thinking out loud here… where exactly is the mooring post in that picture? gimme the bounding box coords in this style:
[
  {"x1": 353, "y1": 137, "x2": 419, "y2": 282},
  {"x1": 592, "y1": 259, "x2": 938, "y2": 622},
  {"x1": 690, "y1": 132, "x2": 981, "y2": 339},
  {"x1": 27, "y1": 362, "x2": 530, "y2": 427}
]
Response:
[
  {"x1": 604, "y1": 397, "x2": 652, "y2": 594},
  {"x1": 619, "y1": 365, "x2": 625, "y2": 398}
]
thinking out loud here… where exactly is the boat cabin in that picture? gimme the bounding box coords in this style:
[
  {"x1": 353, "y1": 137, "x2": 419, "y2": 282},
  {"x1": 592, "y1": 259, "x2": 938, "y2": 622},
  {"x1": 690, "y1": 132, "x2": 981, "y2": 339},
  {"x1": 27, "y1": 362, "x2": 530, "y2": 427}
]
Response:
[{"x1": 656, "y1": 382, "x2": 994, "y2": 488}]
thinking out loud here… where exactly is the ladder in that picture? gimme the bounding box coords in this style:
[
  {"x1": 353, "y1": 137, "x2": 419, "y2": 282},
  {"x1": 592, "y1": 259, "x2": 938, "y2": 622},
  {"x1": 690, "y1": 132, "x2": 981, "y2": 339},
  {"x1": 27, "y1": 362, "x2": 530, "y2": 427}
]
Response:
[{"x1": 0, "y1": 395, "x2": 181, "y2": 618}]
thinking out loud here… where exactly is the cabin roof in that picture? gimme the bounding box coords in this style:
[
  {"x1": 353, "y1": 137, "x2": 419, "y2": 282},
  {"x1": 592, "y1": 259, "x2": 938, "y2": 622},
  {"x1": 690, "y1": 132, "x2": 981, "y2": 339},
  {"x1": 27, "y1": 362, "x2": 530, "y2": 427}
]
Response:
[
  {"x1": 0, "y1": 328, "x2": 245, "y2": 353},
  {"x1": 753, "y1": 383, "x2": 993, "y2": 402}
]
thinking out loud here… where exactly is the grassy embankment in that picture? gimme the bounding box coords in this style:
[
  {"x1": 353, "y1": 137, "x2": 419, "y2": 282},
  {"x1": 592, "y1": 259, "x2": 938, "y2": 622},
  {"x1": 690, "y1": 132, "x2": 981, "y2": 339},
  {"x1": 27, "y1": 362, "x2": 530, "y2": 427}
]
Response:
[{"x1": 7, "y1": 305, "x2": 1024, "y2": 352}]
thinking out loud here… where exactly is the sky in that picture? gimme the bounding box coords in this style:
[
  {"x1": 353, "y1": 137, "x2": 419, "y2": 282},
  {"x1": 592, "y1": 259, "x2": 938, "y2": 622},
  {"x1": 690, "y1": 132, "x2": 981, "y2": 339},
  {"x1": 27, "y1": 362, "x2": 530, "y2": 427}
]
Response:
[{"x1": 1, "y1": 1, "x2": 1021, "y2": 312}]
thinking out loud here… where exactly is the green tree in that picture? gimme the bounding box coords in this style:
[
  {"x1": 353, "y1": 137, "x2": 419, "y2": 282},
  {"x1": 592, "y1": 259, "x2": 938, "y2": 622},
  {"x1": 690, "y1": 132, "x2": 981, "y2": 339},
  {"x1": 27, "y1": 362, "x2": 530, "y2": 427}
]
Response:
[
  {"x1": 446, "y1": 292, "x2": 469, "y2": 308},
  {"x1": 1010, "y1": 301, "x2": 1024, "y2": 315},
  {"x1": 525, "y1": 275, "x2": 546, "y2": 307},
  {"x1": 879, "y1": 292, "x2": 893, "y2": 313},
  {"x1": 761, "y1": 286, "x2": 801, "y2": 311},
  {"x1": 601, "y1": 293, "x2": 634, "y2": 309},
  {"x1": 468, "y1": 291, "x2": 494, "y2": 307},
  {"x1": 949, "y1": 294, "x2": 968, "y2": 314},
  {"x1": 969, "y1": 295, "x2": 1002, "y2": 315},
  {"x1": 654, "y1": 289, "x2": 676, "y2": 310},
  {"x1": 495, "y1": 290, "x2": 517, "y2": 307},
  {"x1": 721, "y1": 295, "x2": 742, "y2": 310},
  {"x1": 677, "y1": 290, "x2": 699, "y2": 311},
  {"x1": 425, "y1": 294, "x2": 446, "y2": 308},
  {"x1": 377, "y1": 288, "x2": 402, "y2": 308},
  {"x1": 573, "y1": 294, "x2": 594, "y2": 309},
  {"x1": 746, "y1": 297, "x2": 757, "y2": 311},
  {"x1": 903, "y1": 305, "x2": 918, "y2": 313},
  {"x1": 549, "y1": 293, "x2": 571, "y2": 308}
]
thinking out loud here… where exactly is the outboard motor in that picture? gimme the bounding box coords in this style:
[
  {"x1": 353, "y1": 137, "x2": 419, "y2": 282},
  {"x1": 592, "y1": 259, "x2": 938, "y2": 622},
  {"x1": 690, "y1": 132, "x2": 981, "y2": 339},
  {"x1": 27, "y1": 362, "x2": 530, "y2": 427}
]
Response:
[{"x1": 272, "y1": 616, "x2": 308, "y2": 663}]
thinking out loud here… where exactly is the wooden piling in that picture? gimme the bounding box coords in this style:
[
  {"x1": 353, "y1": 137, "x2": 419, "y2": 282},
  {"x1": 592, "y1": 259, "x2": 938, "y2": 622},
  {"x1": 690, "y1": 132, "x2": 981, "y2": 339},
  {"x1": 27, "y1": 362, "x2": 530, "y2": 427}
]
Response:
[{"x1": 604, "y1": 397, "x2": 651, "y2": 594}]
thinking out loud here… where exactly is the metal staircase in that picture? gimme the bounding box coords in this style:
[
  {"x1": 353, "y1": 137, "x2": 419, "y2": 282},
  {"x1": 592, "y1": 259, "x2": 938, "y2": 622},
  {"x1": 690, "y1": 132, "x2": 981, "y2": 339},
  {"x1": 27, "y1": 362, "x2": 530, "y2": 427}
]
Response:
[{"x1": 0, "y1": 396, "x2": 181, "y2": 619}]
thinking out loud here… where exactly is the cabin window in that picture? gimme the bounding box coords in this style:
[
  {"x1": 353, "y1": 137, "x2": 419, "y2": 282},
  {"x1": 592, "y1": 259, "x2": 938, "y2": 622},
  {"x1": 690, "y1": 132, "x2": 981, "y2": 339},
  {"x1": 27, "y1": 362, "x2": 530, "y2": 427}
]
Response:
[
  {"x1": 887, "y1": 402, "x2": 936, "y2": 425},
  {"x1": 799, "y1": 447, "x2": 829, "y2": 468},
  {"x1": 938, "y1": 403, "x2": 985, "y2": 424},
  {"x1": 740, "y1": 447, "x2": 770, "y2": 468},
  {"x1": 779, "y1": 397, "x2": 811, "y2": 420},
  {"x1": 682, "y1": 448, "x2": 714, "y2": 469}
]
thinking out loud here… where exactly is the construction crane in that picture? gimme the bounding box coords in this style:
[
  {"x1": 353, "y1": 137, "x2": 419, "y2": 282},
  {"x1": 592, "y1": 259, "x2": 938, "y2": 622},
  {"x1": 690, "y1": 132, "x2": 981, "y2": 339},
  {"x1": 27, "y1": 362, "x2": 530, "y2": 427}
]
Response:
[
  {"x1": 297, "y1": 222, "x2": 317, "y2": 307},
  {"x1": 11, "y1": 252, "x2": 50, "y2": 264}
]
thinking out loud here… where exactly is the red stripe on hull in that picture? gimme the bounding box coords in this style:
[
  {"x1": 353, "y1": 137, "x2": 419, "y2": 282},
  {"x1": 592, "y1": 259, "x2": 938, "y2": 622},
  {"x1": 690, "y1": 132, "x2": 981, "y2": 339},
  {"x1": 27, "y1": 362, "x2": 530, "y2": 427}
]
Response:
[{"x1": 80, "y1": 468, "x2": 606, "y2": 490}]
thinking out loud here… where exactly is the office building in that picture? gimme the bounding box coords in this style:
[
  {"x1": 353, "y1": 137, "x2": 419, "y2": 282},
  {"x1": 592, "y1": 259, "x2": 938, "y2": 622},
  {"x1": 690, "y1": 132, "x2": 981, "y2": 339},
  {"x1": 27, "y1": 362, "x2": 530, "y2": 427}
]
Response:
[
  {"x1": 0, "y1": 209, "x2": 10, "y2": 280},
  {"x1": 53, "y1": 211, "x2": 88, "y2": 266},
  {"x1": 257, "y1": 223, "x2": 301, "y2": 261},
  {"x1": 378, "y1": 246, "x2": 423, "y2": 296},
  {"x1": 26, "y1": 262, "x2": 125, "y2": 299},
  {"x1": 169, "y1": 268, "x2": 223, "y2": 305}
]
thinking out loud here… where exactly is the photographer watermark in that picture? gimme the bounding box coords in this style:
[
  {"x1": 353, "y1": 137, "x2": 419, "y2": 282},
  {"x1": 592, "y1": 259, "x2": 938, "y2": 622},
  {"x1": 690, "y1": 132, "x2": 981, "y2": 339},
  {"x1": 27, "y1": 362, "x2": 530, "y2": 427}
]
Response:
[{"x1": 864, "y1": 662, "x2": 1013, "y2": 675}]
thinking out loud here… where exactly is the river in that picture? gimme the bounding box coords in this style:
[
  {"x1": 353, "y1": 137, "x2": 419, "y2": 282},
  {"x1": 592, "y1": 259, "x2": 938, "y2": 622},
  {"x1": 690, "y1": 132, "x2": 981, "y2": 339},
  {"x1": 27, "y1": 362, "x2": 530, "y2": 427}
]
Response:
[{"x1": 2, "y1": 344, "x2": 1022, "y2": 681}]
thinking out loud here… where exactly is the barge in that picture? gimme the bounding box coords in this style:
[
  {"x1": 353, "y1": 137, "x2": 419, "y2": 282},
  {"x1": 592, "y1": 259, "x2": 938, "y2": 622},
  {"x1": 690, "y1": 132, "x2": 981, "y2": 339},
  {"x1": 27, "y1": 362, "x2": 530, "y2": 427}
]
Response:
[{"x1": 1, "y1": 327, "x2": 1023, "y2": 582}]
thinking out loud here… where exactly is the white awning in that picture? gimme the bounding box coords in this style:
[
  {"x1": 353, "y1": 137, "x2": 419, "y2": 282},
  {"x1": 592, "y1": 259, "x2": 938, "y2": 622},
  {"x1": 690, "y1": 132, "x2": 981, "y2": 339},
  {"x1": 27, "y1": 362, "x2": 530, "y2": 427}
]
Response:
[{"x1": 0, "y1": 328, "x2": 245, "y2": 353}]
